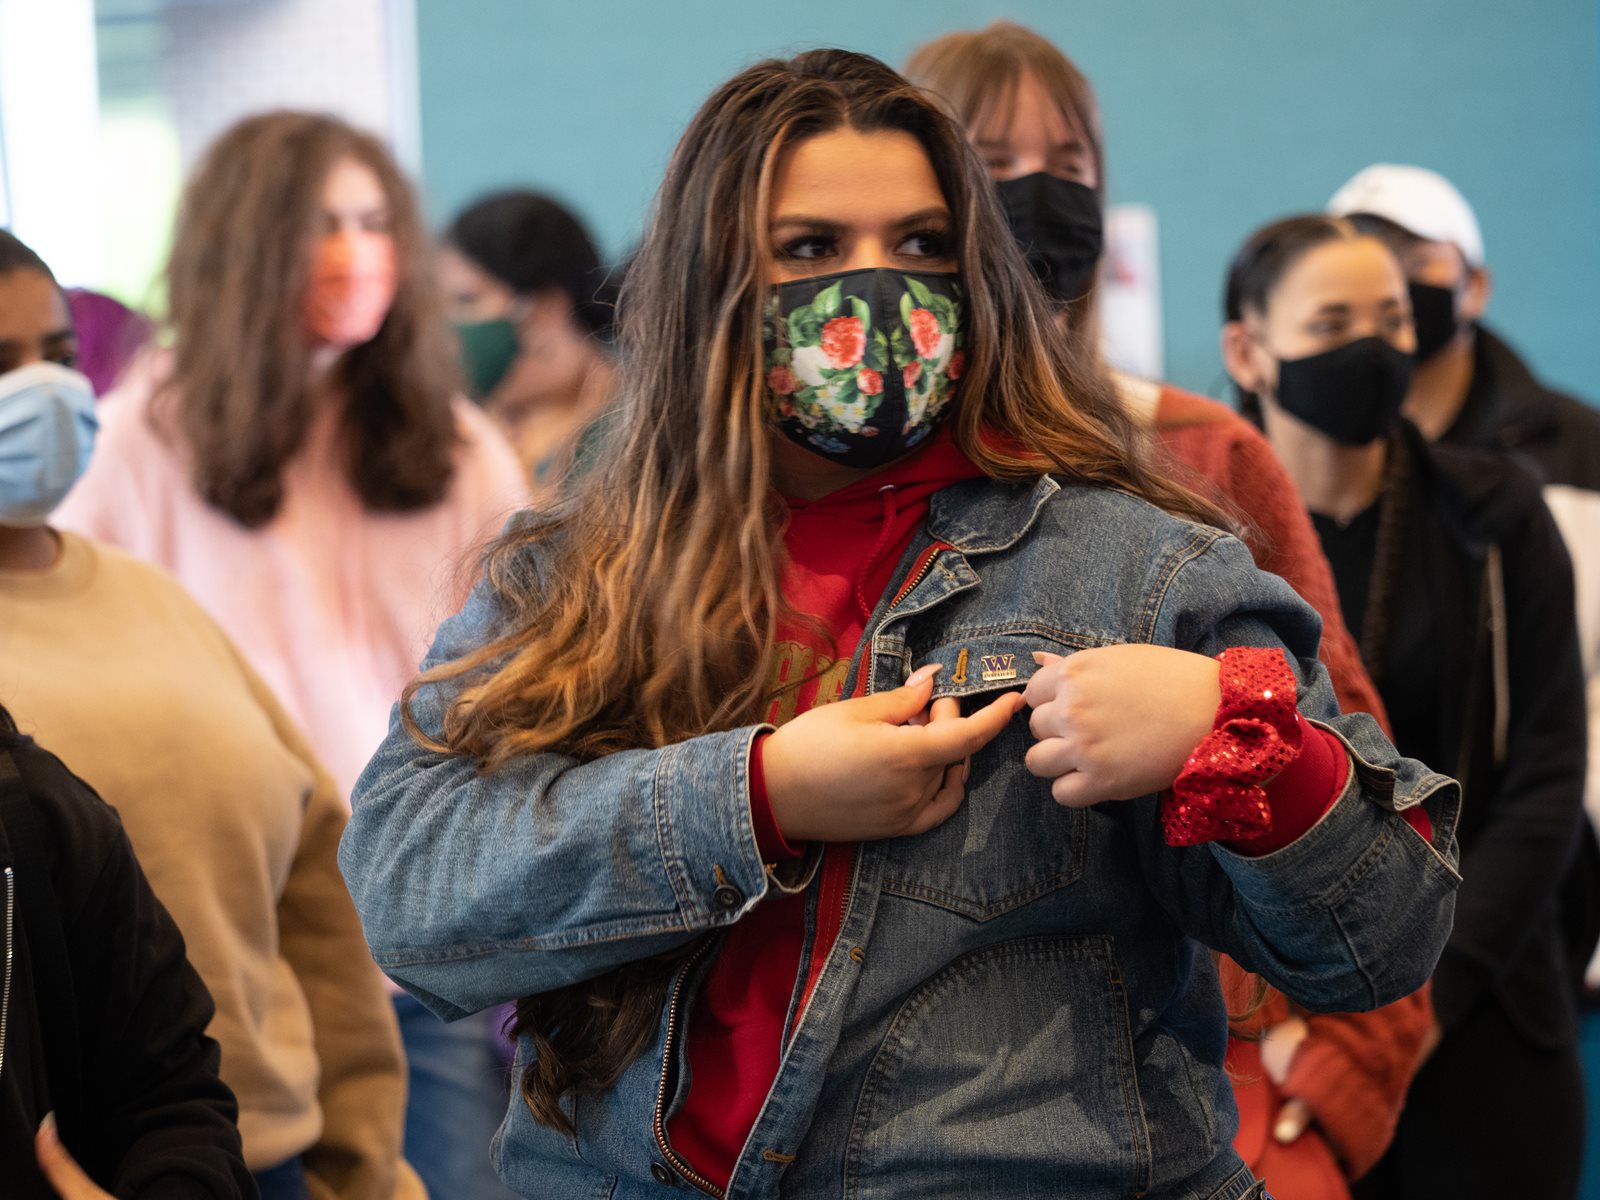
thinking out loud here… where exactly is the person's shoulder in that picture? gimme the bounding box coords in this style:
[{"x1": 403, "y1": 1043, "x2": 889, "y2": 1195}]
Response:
[
  {"x1": 64, "y1": 531, "x2": 187, "y2": 598},
  {"x1": 449, "y1": 394, "x2": 512, "y2": 454},
  {"x1": 447, "y1": 396, "x2": 531, "y2": 502},
  {"x1": 87, "y1": 349, "x2": 184, "y2": 464},
  {"x1": 1151, "y1": 381, "x2": 1292, "y2": 485},
  {"x1": 1114, "y1": 371, "x2": 1256, "y2": 444},
  {"x1": 61, "y1": 532, "x2": 240, "y2": 651},
  {"x1": 1016, "y1": 474, "x2": 1234, "y2": 576},
  {"x1": 1153, "y1": 383, "x2": 1250, "y2": 434},
  {"x1": 1535, "y1": 382, "x2": 1600, "y2": 451},
  {"x1": 1418, "y1": 425, "x2": 1548, "y2": 540},
  {"x1": 1, "y1": 736, "x2": 125, "y2": 877},
  {"x1": 1477, "y1": 329, "x2": 1600, "y2": 440},
  {"x1": 979, "y1": 475, "x2": 1280, "y2": 638}
]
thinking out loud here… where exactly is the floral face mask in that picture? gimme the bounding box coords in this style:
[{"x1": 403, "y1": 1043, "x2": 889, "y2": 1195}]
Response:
[{"x1": 763, "y1": 268, "x2": 964, "y2": 467}]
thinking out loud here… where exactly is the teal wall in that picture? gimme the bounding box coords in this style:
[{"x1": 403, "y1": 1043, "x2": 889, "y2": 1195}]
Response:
[{"x1": 415, "y1": 0, "x2": 1600, "y2": 402}]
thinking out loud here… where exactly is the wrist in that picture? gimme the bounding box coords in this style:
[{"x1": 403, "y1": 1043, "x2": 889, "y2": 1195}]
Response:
[
  {"x1": 750, "y1": 733, "x2": 802, "y2": 860},
  {"x1": 1223, "y1": 722, "x2": 1345, "y2": 855},
  {"x1": 1161, "y1": 647, "x2": 1304, "y2": 847}
]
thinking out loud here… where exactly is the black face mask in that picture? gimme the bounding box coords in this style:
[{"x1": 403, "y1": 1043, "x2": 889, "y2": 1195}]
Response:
[
  {"x1": 995, "y1": 173, "x2": 1104, "y2": 304},
  {"x1": 1408, "y1": 282, "x2": 1460, "y2": 363},
  {"x1": 1274, "y1": 336, "x2": 1414, "y2": 446}
]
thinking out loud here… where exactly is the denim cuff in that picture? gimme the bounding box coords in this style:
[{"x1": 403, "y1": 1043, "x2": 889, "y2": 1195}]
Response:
[
  {"x1": 1211, "y1": 748, "x2": 1459, "y2": 911},
  {"x1": 1207, "y1": 768, "x2": 1380, "y2": 911},
  {"x1": 657, "y1": 725, "x2": 816, "y2": 926}
]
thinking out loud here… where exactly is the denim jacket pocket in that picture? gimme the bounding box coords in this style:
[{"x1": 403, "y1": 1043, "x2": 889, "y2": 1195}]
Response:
[
  {"x1": 843, "y1": 935, "x2": 1150, "y2": 1199},
  {"x1": 881, "y1": 630, "x2": 1086, "y2": 920}
]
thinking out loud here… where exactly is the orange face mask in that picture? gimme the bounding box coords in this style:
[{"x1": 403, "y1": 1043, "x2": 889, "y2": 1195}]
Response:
[{"x1": 303, "y1": 233, "x2": 398, "y2": 348}]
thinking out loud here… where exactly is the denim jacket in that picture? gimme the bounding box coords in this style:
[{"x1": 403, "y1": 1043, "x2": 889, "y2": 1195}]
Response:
[{"x1": 340, "y1": 475, "x2": 1461, "y2": 1200}]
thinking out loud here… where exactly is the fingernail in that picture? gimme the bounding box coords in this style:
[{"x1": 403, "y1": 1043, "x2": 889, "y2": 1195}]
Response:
[
  {"x1": 38, "y1": 1111, "x2": 56, "y2": 1143},
  {"x1": 907, "y1": 663, "x2": 943, "y2": 687},
  {"x1": 1273, "y1": 1116, "x2": 1299, "y2": 1143},
  {"x1": 962, "y1": 756, "x2": 971, "y2": 784}
]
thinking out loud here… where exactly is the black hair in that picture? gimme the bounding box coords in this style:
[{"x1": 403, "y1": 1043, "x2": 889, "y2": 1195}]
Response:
[
  {"x1": 1344, "y1": 212, "x2": 1427, "y2": 257},
  {"x1": 0, "y1": 229, "x2": 55, "y2": 280},
  {"x1": 445, "y1": 191, "x2": 616, "y2": 340},
  {"x1": 1222, "y1": 214, "x2": 1361, "y2": 422},
  {"x1": 1222, "y1": 214, "x2": 1358, "y2": 323}
]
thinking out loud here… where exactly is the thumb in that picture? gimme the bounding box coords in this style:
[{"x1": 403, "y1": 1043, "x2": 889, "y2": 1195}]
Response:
[
  {"x1": 1272, "y1": 1098, "x2": 1313, "y2": 1145},
  {"x1": 36, "y1": 1113, "x2": 104, "y2": 1199},
  {"x1": 858, "y1": 663, "x2": 942, "y2": 724}
]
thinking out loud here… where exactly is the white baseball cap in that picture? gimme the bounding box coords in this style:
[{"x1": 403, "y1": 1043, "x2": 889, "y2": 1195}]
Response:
[{"x1": 1327, "y1": 164, "x2": 1485, "y2": 268}]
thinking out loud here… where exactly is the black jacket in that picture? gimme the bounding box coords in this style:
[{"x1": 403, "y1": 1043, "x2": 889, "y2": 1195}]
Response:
[
  {"x1": 1378, "y1": 422, "x2": 1587, "y2": 1047},
  {"x1": 1439, "y1": 327, "x2": 1600, "y2": 994},
  {"x1": 0, "y1": 739, "x2": 253, "y2": 1199},
  {"x1": 1443, "y1": 326, "x2": 1600, "y2": 492}
]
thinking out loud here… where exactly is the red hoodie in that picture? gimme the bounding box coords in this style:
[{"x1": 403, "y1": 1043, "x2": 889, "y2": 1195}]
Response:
[{"x1": 665, "y1": 428, "x2": 984, "y2": 1189}]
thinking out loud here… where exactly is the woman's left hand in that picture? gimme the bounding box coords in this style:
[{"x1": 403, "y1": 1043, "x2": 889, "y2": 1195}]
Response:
[{"x1": 1023, "y1": 646, "x2": 1221, "y2": 807}]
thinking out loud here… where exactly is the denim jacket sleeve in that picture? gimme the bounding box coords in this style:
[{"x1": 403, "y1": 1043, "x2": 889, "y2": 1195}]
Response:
[
  {"x1": 337, "y1": 579, "x2": 815, "y2": 1020},
  {"x1": 1133, "y1": 529, "x2": 1462, "y2": 1014}
]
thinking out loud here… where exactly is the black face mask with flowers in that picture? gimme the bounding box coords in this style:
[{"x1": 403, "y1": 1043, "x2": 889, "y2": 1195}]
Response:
[{"x1": 763, "y1": 268, "x2": 965, "y2": 468}]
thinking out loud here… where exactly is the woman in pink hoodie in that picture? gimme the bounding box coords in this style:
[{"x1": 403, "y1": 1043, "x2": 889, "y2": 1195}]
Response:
[{"x1": 58, "y1": 111, "x2": 528, "y2": 1200}]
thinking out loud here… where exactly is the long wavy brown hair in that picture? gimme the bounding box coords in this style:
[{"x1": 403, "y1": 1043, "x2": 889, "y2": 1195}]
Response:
[
  {"x1": 157, "y1": 110, "x2": 459, "y2": 528},
  {"x1": 404, "y1": 49, "x2": 1219, "y2": 1132}
]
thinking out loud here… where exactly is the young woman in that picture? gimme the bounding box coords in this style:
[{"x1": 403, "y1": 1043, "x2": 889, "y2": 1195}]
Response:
[
  {"x1": 1, "y1": 706, "x2": 252, "y2": 1200},
  {"x1": 1221, "y1": 215, "x2": 1588, "y2": 1199},
  {"x1": 53, "y1": 114, "x2": 527, "y2": 1200},
  {"x1": 341, "y1": 53, "x2": 1459, "y2": 1200},
  {"x1": 0, "y1": 229, "x2": 414, "y2": 1198},
  {"x1": 441, "y1": 190, "x2": 617, "y2": 496},
  {"x1": 905, "y1": 25, "x2": 1430, "y2": 1196}
]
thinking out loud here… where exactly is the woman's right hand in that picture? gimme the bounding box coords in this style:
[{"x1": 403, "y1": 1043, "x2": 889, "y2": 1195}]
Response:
[{"x1": 763, "y1": 664, "x2": 1024, "y2": 843}]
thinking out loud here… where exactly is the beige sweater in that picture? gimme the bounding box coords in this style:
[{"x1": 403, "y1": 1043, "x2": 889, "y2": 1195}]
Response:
[{"x1": 0, "y1": 532, "x2": 422, "y2": 1199}]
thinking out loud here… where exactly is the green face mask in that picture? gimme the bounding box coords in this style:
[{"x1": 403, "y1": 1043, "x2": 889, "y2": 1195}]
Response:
[{"x1": 454, "y1": 318, "x2": 521, "y2": 399}]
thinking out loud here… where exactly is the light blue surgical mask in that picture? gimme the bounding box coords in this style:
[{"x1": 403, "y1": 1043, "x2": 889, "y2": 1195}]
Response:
[{"x1": 0, "y1": 361, "x2": 98, "y2": 527}]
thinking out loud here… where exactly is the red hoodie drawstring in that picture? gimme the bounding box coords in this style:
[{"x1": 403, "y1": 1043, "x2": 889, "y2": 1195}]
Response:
[{"x1": 854, "y1": 484, "x2": 899, "y2": 622}]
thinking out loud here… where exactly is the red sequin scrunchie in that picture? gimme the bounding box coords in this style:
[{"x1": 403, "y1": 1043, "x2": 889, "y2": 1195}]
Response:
[{"x1": 1160, "y1": 647, "x2": 1303, "y2": 847}]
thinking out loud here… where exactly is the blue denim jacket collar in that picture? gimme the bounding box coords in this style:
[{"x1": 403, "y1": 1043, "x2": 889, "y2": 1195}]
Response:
[
  {"x1": 861, "y1": 476, "x2": 1060, "y2": 638},
  {"x1": 925, "y1": 473, "x2": 1060, "y2": 556}
]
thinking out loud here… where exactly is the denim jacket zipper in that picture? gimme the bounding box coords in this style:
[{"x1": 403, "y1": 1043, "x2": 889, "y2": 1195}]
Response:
[
  {"x1": 646, "y1": 541, "x2": 957, "y2": 1193},
  {"x1": 651, "y1": 937, "x2": 724, "y2": 1197},
  {"x1": 792, "y1": 541, "x2": 951, "y2": 1021},
  {"x1": 0, "y1": 867, "x2": 13, "y2": 1081}
]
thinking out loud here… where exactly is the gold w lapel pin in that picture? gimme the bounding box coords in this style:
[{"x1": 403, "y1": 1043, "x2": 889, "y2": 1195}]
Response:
[{"x1": 979, "y1": 652, "x2": 1017, "y2": 682}]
